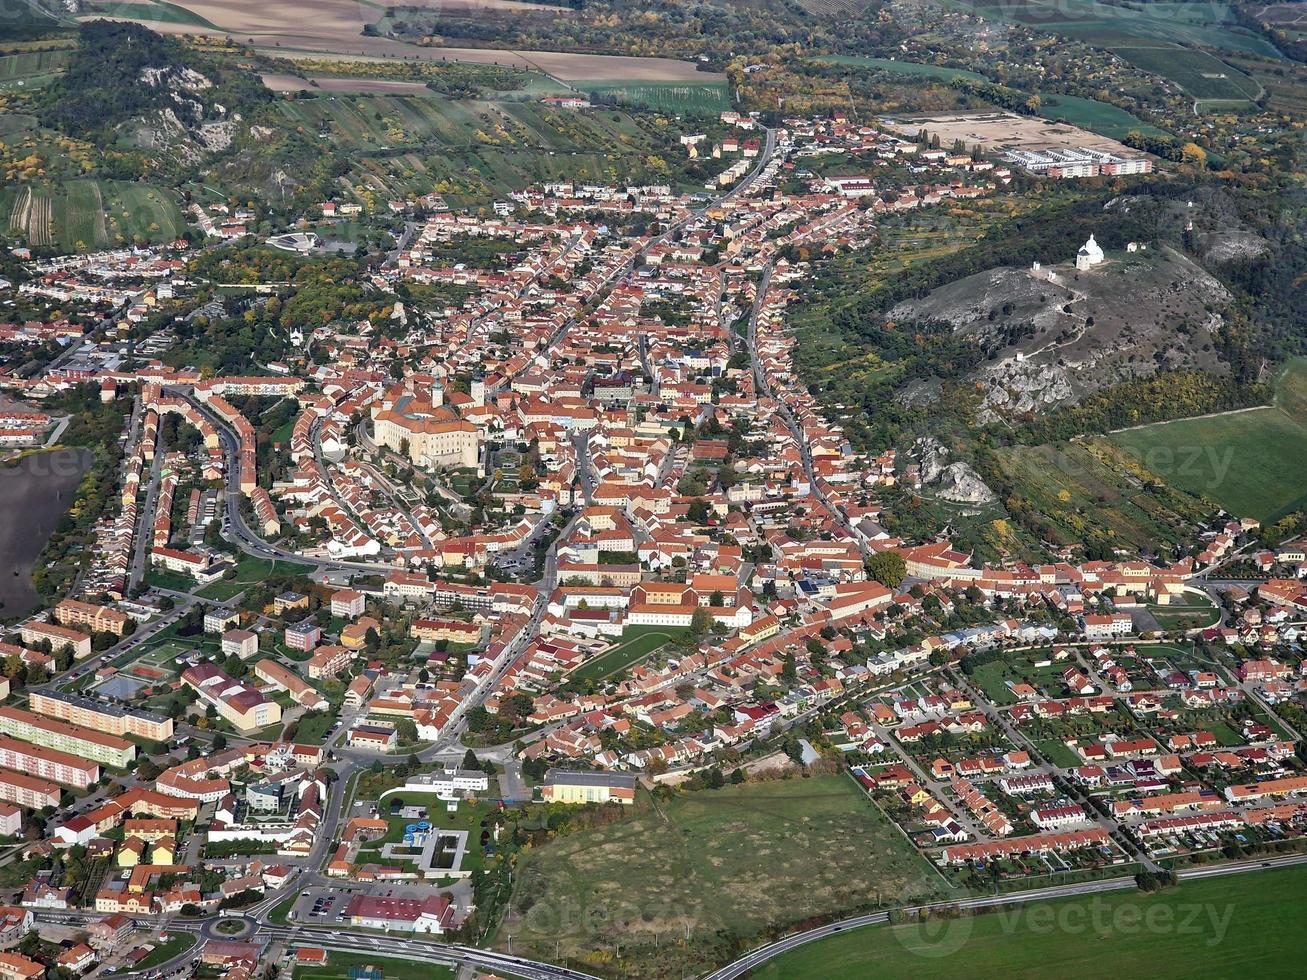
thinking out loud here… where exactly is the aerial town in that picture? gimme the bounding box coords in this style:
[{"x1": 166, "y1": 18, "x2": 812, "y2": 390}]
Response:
[{"x1": 5, "y1": 4, "x2": 1307, "y2": 978}]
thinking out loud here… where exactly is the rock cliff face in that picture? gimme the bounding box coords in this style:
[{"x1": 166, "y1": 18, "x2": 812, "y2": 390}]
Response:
[
  {"x1": 936, "y1": 461, "x2": 998, "y2": 505},
  {"x1": 889, "y1": 245, "x2": 1231, "y2": 423},
  {"x1": 911, "y1": 438, "x2": 997, "y2": 506}
]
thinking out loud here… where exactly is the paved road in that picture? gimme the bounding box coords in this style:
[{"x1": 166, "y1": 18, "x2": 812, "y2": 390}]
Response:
[
  {"x1": 130, "y1": 427, "x2": 167, "y2": 589},
  {"x1": 178, "y1": 390, "x2": 404, "y2": 577}
]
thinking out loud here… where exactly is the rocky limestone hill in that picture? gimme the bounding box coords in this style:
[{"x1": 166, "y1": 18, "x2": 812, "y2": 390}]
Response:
[{"x1": 889, "y1": 244, "x2": 1231, "y2": 423}]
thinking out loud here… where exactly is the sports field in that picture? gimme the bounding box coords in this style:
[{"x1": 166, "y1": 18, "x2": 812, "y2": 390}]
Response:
[
  {"x1": 751, "y1": 862, "x2": 1307, "y2": 979},
  {"x1": 1109, "y1": 358, "x2": 1307, "y2": 523},
  {"x1": 497, "y1": 775, "x2": 946, "y2": 978}
]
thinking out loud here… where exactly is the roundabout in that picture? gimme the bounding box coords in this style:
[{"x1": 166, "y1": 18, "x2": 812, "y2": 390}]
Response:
[{"x1": 203, "y1": 914, "x2": 257, "y2": 940}]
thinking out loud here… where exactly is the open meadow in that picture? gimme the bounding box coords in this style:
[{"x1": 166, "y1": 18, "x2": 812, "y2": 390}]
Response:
[
  {"x1": 1111, "y1": 45, "x2": 1263, "y2": 106},
  {"x1": 497, "y1": 775, "x2": 947, "y2": 978},
  {"x1": 751, "y1": 863, "x2": 1307, "y2": 980},
  {"x1": 1034, "y1": 93, "x2": 1169, "y2": 140},
  {"x1": 958, "y1": 0, "x2": 1281, "y2": 57},
  {"x1": 1109, "y1": 358, "x2": 1307, "y2": 523}
]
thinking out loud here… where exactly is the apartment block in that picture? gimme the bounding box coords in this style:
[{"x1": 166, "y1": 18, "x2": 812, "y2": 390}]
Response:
[
  {"x1": 0, "y1": 706, "x2": 135, "y2": 768},
  {"x1": 330, "y1": 589, "x2": 366, "y2": 619},
  {"x1": 0, "y1": 768, "x2": 61, "y2": 810},
  {"x1": 27, "y1": 690, "x2": 173, "y2": 743},
  {"x1": 0, "y1": 736, "x2": 100, "y2": 789},
  {"x1": 54, "y1": 599, "x2": 130, "y2": 637},
  {"x1": 220, "y1": 629, "x2": 259, "y2": 659},
  {"x1": 19, "y1": 621, "x2": 92, "y2": 660}
]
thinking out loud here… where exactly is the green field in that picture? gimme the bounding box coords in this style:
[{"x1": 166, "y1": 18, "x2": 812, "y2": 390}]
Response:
[
  {"x1": 584, "y1": 80, "x2": 732, "y2": 113},
  {"x1": 1034, "y1": 738, "x2": 1083, "y2": 769},
  {"x1": 966, "y1": 660, "x2": 1022, "y2": 706},
  {"x1": 293, "y1": 951, "x2": 453, "y2": 980},
  {"x1": 85, "y1": 1, "x2": 220, "y2": 27},
  {"x1": 1147, "y1": 593, "x2": 1219, "y2": 630},
  {"x1": 135, "y1": 933, "x2": 196, "y2": 970},
  {"x1": 1109, "y1": 358, "x2": 1307, "y2": 523},
  {"x1": 752, "y1": 863, "x2": 1307, "y2": 979},
  {"x1": 1111, "y1": 45, "x2": 1263, "y2": 104},
  {"x1": 7, "y1": 179, "x2": 186, "y2": 251},
  {"x1": 274, "y1": 93, "x2": 670, "y2": 207},
  {"x1": 813, "y1": 55, "x2": 984, "y2": 82},
  {"x1": 0, "y1": 48, "x2": 69, "y2": 89},
  {"x1": 197, "y1": 553, "x2": 311, "y2": 600},
  {"x1": 957, "y1": 0, "x2": 1281, "y2": 58},
  {"x1": 497, "y1": 775, "x2": 946, "y2": 978},
  {"x1": 145, "y1": 568, "x2": 198, "y2": 592},
  {"x1": 570, "y1": 627, "x2": 681, "y2": 681},
  {"x1": 1035, "y1": 94, "x2": 1168, "y2": 140}
]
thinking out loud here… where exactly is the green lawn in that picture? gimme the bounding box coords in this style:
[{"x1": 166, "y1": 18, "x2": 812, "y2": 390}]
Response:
[
  {"x1": 136, "y1": 933, "x2": 196, "y2": 969},
  {"x1": 496, "y1": 775, "x2": 946, "y2": 979},
  {"x1": 269, "y1": 894, "x2": 296, "y2": 925},
  {"x1": 1035, "y1": 94, "x2": 1169, "y2": 140},
  {"x1": 291, "y1": 711, "x2": 334, "y2": 746},
  {"x1": 1147, "y1": 594, "x2": 1219, "y2": 630},
  {"x1": 752, "y1": 863, "x2": 1307, "y2": 979},
  {"x1": 197, "y1": 553, "x2": 310, "y2": 600},
  {"x1": 966, "y1": 660, "x2": 1020, "y2": 706},
  {"x1": 1109, "y1": 358, "x2": 1307, "y2": 523},
  {"x1": 358, "y1": 795, "x2": 497, "y2": 877},
  {"x1": 1034, "y1": 738, "x2": 1082, "y2": 769},
  {"x1": 293, "y1": 950, "x2": 453, "y2": 980},
  {"x1": 146, "y1": 568, "x2": 198, "y2": 592},
  {"x1": 570, "y1": 629, "x2": 675, "y2": 681}
]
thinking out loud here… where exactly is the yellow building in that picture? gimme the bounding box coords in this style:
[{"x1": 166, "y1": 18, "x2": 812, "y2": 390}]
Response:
[{"x1": 540, "y1": 770, "x2": 637, "y2": 805}]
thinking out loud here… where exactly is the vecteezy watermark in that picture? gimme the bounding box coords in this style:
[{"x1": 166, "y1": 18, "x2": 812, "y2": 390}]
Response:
[
  {"x1": 0, "y1": 447, "x2": 91, "y2": 480},
  {"x1": 890, "y1": 896, "x2": 1236, "y2": 959},
  {"x1": 991, "y1": 896, "x2": 1236, "y2": 946},
  {"x1": 980, "y1": 430, "x2": 1239, "y2": 494}
]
